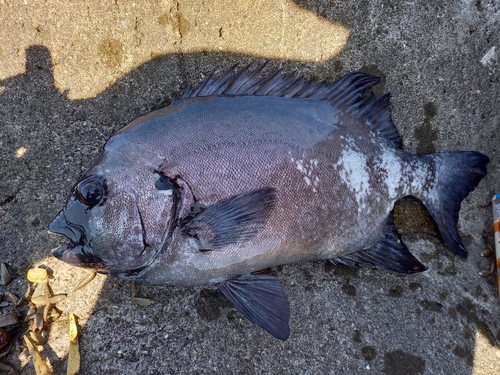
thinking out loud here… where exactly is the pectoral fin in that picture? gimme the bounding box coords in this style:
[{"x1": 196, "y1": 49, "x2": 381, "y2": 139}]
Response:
[
  {"x1": 216, "y1": 273, "x2": 290, "y2": 340},
  {"x1": 180, "y1": 187, "x2": 276, "y2": 250}
]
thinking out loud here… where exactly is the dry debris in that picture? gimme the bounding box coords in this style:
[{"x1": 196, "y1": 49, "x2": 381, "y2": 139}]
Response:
[{"x1": 67, "y1": 314, "x2": 80, "y2": 375}]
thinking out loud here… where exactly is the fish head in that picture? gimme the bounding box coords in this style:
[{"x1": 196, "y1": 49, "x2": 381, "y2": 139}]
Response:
[{"x1": 49, "y1": 153, "x2": 180, "y2": 278}]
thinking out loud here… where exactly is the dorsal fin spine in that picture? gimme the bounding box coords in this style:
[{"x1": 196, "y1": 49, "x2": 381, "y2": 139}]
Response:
[
  {"x1": 221, "y1": 64, "x2": 252, "y2": 95},
  {"x1": 256, "y1": 69, "x2": 285, "y2": 95},
  {"x1": 196, "y1": 75, "x2": 217, "y2": 96}
]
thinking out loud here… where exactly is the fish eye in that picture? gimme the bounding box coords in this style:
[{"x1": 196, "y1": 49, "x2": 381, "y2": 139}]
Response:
[
  {"x1": 77, "y1": 179, "x2": 104, "y2": 207},
  {"x1": 155, "y1": 175, "x2": 174, "y2": 192}
]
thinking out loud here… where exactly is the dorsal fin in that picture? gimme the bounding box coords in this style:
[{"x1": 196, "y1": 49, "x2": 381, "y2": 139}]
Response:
[{"x1": 180, "y1": 64, "x2": 402, "y2": 149}]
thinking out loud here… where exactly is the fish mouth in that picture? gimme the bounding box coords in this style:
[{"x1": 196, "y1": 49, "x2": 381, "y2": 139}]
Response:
[{"x1": 49, "y1": 211, "x2": 109, "y2": 271}]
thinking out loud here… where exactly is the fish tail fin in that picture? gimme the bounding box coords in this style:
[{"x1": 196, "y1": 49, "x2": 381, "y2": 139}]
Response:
[{"x1": 418, "y1": 151, "x2": 489, "y2": 257}]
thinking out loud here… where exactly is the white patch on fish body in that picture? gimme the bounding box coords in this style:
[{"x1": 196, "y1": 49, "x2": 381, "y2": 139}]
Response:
[
  {"x1": 377, "y1": 149, "x2": 403, "y2": 199},
  {"x1": 407, "y1": 158, "x2": 439, "y2": 207},
  {"x1": 295, "y1": 159, "x2": 306, "y2": 174},
  {"x1": 409, "y1": 163, "x2": 429, "y2": 193},
  {"x1": 295, "y1": 158, "x2": 320, "y2": 192},
  {"x1": 159, "y1": 189, "x2": 173, "y2": 196},
  {"x1": 313, "y1": 175, "x2": 320, "y2": 193},
  {"x1": 335, "y1": 145, "x2": 372, "y2": 213}
]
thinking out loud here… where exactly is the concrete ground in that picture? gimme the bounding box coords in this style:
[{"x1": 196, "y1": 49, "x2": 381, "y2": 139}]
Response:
[{"x1": 1, "y1": 0, "x2": 499, "y2": 374}]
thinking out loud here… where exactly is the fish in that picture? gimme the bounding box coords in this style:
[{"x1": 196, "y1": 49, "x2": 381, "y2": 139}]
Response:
[{"x1": 49, "y1": 65, "x2": 489, "y2": 340}]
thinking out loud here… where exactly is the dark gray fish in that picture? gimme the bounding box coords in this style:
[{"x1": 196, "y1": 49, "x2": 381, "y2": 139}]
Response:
[{"x1": 49, "y1": 65, "x2": 489, "y2": 340}]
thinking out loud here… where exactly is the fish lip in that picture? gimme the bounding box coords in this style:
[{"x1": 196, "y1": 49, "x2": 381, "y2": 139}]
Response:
[
  {"x1": 51, "y1": 241, "x2": 80, "y2": 259},
  {"x1": 51, "y1": 243, "x2": 74, "y2": 257},
  {"x1": 51, "y1": 242, "x2": 109, "y2": 271},
  {"x1": 51, "y1": 241, "x2": 79, "y2": 263},
  {"x1": 49, "y1": 211, "x2": 87, "y2": 246}
]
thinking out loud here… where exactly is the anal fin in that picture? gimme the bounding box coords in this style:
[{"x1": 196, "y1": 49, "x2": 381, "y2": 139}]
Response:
[
  {"x1": 216, "y1": 274, "x2": 290, "y2": 340},
  {"x1": 330, "y1": 215, "x2": 427, "y2": 274},
  {"x1": 328, "y1": 257, "x2": 360, "y2": 268}
]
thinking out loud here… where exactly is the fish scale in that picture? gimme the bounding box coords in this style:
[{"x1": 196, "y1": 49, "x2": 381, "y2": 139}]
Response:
[{"x1": 49, "y1": 65, "x2": 489, "y2": 340}]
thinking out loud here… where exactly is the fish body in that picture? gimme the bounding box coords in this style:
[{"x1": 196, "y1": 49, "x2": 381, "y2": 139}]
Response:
[
  {"x1": 49, "y1": 66, "x2": 489, "y2": 339},
  {"x1": 109, "y1": 95, "x2": 424, "y2": 285}
]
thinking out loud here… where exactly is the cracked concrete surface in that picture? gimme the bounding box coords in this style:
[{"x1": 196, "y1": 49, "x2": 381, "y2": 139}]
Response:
[{"x1": 0, "y1": 0, "x2": 499, "y2": 374}]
